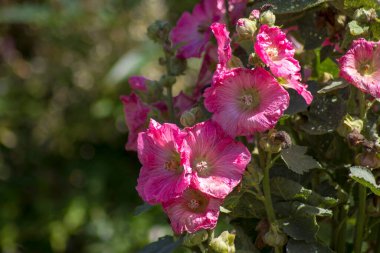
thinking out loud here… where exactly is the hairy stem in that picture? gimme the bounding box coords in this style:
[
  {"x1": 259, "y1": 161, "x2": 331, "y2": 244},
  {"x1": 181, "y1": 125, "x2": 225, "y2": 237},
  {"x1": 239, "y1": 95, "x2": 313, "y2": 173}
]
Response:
[{"x1": 354, "y1": 185, "x2": 366, "y2": 253}]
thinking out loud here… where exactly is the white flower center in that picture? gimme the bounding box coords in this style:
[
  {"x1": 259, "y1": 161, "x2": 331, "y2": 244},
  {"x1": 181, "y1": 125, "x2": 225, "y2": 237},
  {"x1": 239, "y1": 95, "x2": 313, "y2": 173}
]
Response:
[
  {"x1": 266, "y1": 47, "x2": 279, "y2": 59},
  {"x1": 187, "y1": 199, "x2": 200, "y2": 210},
  {"x1": 238, "y1": 88, "x2": 260, "y2": 110},
  {"x1": 196, "y1": 161, "x2": 208, "y2": 172},
  {"x1": 240, "y1": 94, "x2": 253, "y2": 106}
]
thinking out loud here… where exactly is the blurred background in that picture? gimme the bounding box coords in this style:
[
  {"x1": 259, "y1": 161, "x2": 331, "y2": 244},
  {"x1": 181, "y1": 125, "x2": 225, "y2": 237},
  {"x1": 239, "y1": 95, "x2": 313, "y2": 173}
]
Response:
[{"x1": 0, "y1": 0, "x2": 199, "y2": 252}]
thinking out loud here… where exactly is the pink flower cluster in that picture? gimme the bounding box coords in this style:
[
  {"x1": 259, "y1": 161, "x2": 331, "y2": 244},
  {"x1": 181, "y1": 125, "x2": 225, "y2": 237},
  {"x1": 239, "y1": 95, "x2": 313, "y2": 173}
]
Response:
[
  {"x1": 136, "y1": 119, "x2": 251, "y2": 234},
  {"x1": 339, "y1": 38, "x2": 380, "y2": 98}
]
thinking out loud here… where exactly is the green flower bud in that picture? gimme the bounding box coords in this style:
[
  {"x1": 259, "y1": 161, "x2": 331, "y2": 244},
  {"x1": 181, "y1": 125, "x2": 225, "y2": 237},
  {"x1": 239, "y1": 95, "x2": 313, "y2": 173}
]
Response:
[
  {"x1": 353, "y1": 8, "x2": 377, "y2": 23},
  {"x1": 263, "y1": 227, "x2": 287, "y2": 247},
  {"x1": 168, "y1": 57, "x2": 187, "y2": 76},
  {"x1": 337, "y1": 114, "x2": 363, "y2": 138},
  {"x1": 159, "y1": 75, "x2": 176, "y2": 88},
  {"x1": 183, "y1": 230, "x2": 208, "y2": 247},
  {"x1": 209, "y1": 231, "x2": 236, "y2": 253},
  {"x1": 236, "y1": 18, "x2": 257, "y2": 40},
  {"x1": 259, "y1": 10, "x2": 276, "y2": 26},
  {"x1": 147, "y1": 20, "x2": 171, "y2": 43},
  {"x1": 180, "y1": 107, "x2": 201, "y2": 127}
]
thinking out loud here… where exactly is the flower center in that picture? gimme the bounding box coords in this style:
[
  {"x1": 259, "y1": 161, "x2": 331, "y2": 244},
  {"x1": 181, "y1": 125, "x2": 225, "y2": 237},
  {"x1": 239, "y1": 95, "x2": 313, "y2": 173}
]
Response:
[
  {"x1": 187, "y1": 199, "x2": 200, "y2": 210},
  {"x1": 266, "y1": 47, "x2": 279, "y2": 59},
  {"x1": 194, "y1": 160, "x2": 211, "y2": 177},
  {"x1": 238, "y1": 88, "x2": 260, "y2": 110},
  {"x1": 164, "y1": 153, "x2": 182, "y2": 173},
  {"x1": 197, "y1": 23, "x2": 209, "y2": 33},
  {"x1": 358, "y1": 62, "x2": 374, "y2": 76}
]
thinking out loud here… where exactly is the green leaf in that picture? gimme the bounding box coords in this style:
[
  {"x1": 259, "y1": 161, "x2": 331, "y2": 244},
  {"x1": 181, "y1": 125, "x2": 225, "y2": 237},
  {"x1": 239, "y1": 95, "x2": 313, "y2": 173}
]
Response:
[
  {"x1": 300, "y1": 94, "x2": 346, "y2": 135},
  {"x1": 271, "y1": 177, "x2": 338, "y2": 207},
  {"x1": 349, "y1": 166, "x2": 380, "y2": 196},
  {"x1": 298, "y1": 10, "x2": 327, "y2": 50},
  {"x1": 370, "y1": 21, "x2": 380, "y2": 40},
  {"x1": 275, "y1": 201, "x2": 333, "y2": 217},
  {"x1": 281, "y1": 145, "x2": 322, "y2": 175},
  {"x1": 134, "y1": 203, "x2": 153, "y2": 216},
  {"x1": 344, "y1": 0, "x2": 380, "y2": 9},
  {"x1": 227, "y1": 192, "x2": 266, "y2": 219},
  {"x1": 318, "y1": 57, "x2": 339, "y2": 78},
  {"x1": 282, "y1": 215, "x2": 319, "y2": 242},
  {"x1": 317, "y1": 80, "x2": 348, "y2": 94},
  {"x1": 250, "y1": 0, "x2": 331, "y2": 15},
  {"x1": 138, "y1": 236, "x2": 183, "y2": 253},
  {"x1": 286, "y1": 239, "x2": 334, "y2": 253}
]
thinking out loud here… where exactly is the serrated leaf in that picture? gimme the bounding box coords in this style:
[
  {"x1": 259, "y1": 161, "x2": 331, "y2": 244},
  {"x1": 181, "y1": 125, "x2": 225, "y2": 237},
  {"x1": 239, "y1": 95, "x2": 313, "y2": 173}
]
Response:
[
  {"x1": 138, "y1": 236, "x2": 182, "y2": 253},
  {"x1": 281, "y1": 145, "x2": 322, "y2": 175},
  {"x1": 286, "y1": 239, "x2": 334, "y2": 253},
  {"x1": 134, "y1": 203, "x2": 153, "y2": 216},
  {"x1": 349, "y1": 166, "x2": 380, "y2": 196},
  {"x1": 317, "y1": 80, "x2": 348, "y2": 94},
  {"x1": 271, "y1": 177, "x2": 338, "y2": 207},
  {"x1": 250, "y1": 0, "x2": 331, "y2": 15},
  {"x1": 282, "y1": 215, "x2": 319, "y2": 242}
]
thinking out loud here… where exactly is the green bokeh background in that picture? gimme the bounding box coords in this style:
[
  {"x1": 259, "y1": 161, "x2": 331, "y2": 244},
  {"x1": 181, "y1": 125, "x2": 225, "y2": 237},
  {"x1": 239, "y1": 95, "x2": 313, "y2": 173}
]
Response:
[{"x1": 0, "y1": 1, "x2": 198, "y2": 252}]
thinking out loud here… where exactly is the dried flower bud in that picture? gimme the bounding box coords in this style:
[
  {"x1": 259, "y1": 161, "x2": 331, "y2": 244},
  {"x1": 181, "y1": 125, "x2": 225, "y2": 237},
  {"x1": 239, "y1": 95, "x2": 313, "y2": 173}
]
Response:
[
  {"x1": 273, "y1": 131, "x2": 292, "y2": 149},
  {"x1": 347, "y1": 130, "x2": 365, "y2": 147},
  {"x1": 209, "y1": 231, "x2": 236, "y2": 253},
  {"x1": 337, "y1": 114, "x2": 363, "y2": 138},
  {"x1": 183, "y1": 230, "x2": 208, "y2": 247},
  {"x1": 236, "y1": 18, "x2": 257, "y2": 40},
  {"x1": 355, "y1": 152, "x2": 380, "y2": 169},
  {"x1": 353, "y1": 8, "x2": 377, "y2": 23},
  {"x1": 259, "y1": 130, "x2": 291, "y2": 153},
  {"x1": 259, "y1": 10, "x2": 276, "y2": 26}
]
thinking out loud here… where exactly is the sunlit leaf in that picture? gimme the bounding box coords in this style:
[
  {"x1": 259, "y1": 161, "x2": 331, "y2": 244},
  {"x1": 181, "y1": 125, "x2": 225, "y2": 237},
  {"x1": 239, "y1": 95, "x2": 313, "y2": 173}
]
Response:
[{"x1": 349, "y1": 166, "x2": 380, "y2": 196}]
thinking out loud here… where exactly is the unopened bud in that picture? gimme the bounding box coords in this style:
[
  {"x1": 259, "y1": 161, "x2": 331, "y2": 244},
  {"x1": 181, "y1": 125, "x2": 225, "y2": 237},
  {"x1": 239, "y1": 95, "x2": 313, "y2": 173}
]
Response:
[
  {"x1": 209, "y1": 231, "x2": 236, "y2": 253},
  {"x1": 159, "y1": 75, "x2": 176, "y2": 87},
  {"x1": 168, "y1": 57, "x2": 187, "y2": 76},
  {"x1": 259, "y1": 10, "x2": 276, "y2": 26},
  {"x1": 355, "y1": 152, "x2": 380, "y2": 169},
  {"x1": 147, "y1": 20, "x2": 171, "y2": 43},
  {"x1": 319, "y1": 72, "x2": 334, "y2": 83},
  {"x1": 180, "y1": 110, "x2": 196, "y2": 127},
  {"x1": 347, "y1": 130, "x2": 365, "y2": 147},
  {"x1": 236, "y1": 18, "x2": 257, "y2": 40},
  {"x1": 227, "y1": 55, "x2": 244, "y2": 68},
  {"x1": 259, "y1": 130, "x2": 291, "y2": 153},
  {"x1": 183, "y1": 230, "x2": 208, "y2": 247},
  {"x1": 337, "y1": 114, "x2": 363, "y2": 138},
  {"x1": 248, "y1": 53, "x2": 264, "y2": 67},
  {"x1": 249, "y1": 9, "x2": 261, "y2": 20},
  {"x1": 263, "y1": 228, "x2": 287, "y2": 247},
  {"x1": 354, "y1": 8, "x2": 377, "y2": 23}
]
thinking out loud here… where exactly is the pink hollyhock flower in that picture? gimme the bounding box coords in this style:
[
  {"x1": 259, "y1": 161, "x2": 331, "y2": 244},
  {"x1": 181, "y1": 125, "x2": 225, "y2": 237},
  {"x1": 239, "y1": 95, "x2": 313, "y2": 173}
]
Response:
[
  {"x1": 204, "y1": 67, "x2": 290, "y2": 137},
  {"x1": 184, "y1": 120, "x2": 251, "y2": 198},
  {"x1": 254, "y1": 25, "x2": 313, "y2": 104},
  {"x1": 223, "y1": 0, "x2": 248, "y2": 25},
  {"x1": 211, "y1": 22, "x2": 232, "y2": 70},
  {"x1": 170, "y1": 0, "x2": 223, "y2": 58},
  {"x1": 120, "y1": 93, "x2": 150, "y2": 151},
  {"x1": 128, "y1": 76, "x2": 148, "y2": 91},
  {"x1": 163, "y1": 186, "x2": 222, "y2": 234},
  {"x1": 174, "y1": 91, "x2": 196, "y2": 116},
  {"x1": 136, "y1": 119, "x2": 191, "y2": 204},
  {"x1": 339, "y1": 38, "x2": 380, "y2": 98}
]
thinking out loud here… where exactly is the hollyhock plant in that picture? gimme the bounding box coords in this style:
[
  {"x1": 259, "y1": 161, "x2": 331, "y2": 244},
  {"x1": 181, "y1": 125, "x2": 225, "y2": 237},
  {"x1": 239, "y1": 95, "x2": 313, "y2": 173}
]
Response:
[
  {"x1": 204, "y1": 67, "x2": 290, "y2": 137},
  {"x1": 184, "y1": 120, "x2": 251, "y2": 198},
  {"x1": 339, "y1": 38, "x2": 380, "y2": 98},
  {"x1": 136, "y1": 119, "x2": 191, "y2": 204},
  {"x1": 163, "y1": 186, "x2": 222, "y2": 234},
  {"x1": 170, "y1": 0, "x2": 223, "y2": 58},
  {"x1": 254, "y1": 25, "x2": 313, "y2": 104},
  {"x1": 120, "y1": 93, "x2": 151, "y2": 151}
]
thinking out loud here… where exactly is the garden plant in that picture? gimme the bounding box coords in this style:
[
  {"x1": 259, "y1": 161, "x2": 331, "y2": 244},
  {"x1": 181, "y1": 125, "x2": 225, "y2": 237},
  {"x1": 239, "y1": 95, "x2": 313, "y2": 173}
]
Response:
[{"x1": 122, "y1": 0, "x2": 380, "y2": 252}]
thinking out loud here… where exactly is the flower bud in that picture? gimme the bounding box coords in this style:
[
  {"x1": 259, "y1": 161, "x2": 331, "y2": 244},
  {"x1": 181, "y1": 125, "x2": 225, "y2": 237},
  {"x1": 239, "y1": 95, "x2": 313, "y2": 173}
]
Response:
[
  {"x1": 259, "y1": 10, "x2": 276, "y2": 26},
  {"x1": 159, "y1": 75, "x2": 176, "y2": 88},
  {"x1": 168, "y1": 56, "x2": 187, "y2": 76},
  {"x1": 236, "y1": 18, "x2": 257, "y2": 40},
  {"x1": 259, "y1": 130, "x2": 291, "y2": 153},
  {"x1": 209, "y1": 231, "x2": 235, "y2": 253},
  {"x1": 347, "y1": 130, "x2": 365, "y2": 147},
  {"x1": 353, "y1": 8, "x2": 377, "y2": 23},
  {"x1": 180, "y1": 107, "x2": 201, "y2": 127},
  {"x1": 227, "y1": 55, "x2": 244, "y2": 68},
  {"x1": 147, "y1": 20, "x2": 171, "y2": 43},
  {"x1": 183, "y1": 230, "x2": 208, "y2": 247},
  {"x1": 355, "y1": 152, "x2": 380, "y2": 169},
  {"x1": 319, "y1": 72, "x2": 334, "y2": 83},
  {"x1": 337, "y1": 114, "x2": 363, "y2": 138},
  {"x1": 263, "y1": 226, "x2": 287, "y2": 247},
  {"x1": 249, "y1": 9, "x2": 260, "y2": 20}
]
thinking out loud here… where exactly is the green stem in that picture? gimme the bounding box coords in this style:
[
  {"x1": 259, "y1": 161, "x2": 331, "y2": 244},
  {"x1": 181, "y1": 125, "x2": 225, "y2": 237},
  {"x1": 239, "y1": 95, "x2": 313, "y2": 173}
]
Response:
[
  {"x1": 354, "y1": 185, "x2": 366, "y2": 253},
  {"x1": 336, "y1": 205, "x2": 348, "y2": 253},
  {"x1": 166, "y1": 85, "x2": 175, "y2": 123},
  {"x1": 262, "y1": 152, "x2": 282, "y2": 253}
]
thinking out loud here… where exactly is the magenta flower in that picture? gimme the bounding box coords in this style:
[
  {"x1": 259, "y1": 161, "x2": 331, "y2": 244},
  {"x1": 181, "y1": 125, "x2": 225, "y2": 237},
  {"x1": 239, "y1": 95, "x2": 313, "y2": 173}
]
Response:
[
  {"x1": 136, "y1": 119, "x2": 191, "y2": 204},
  {"x1": 128, "y1": 76, "x2": 149, "y2": 91},
  {"x1": 254, "y1": 25, "x2": 313, "y2": 104},
  {"x1": 204, "y1": 67, "x2": 290, "y2": 137},
  {"x1": 170, "y1": 0, "x2": 223, "y2": 58},
  {"x1": 120, "y1": 93, "x2": 150, "y2": 151},
  {"x1": 163, "y1": 186, "x2": 222, "y2": 234},
  {"x1": 339, "y1": 38, "x2": 380, "y2": 98},
  {"x1": 173, "y1": 91, "x2": 196, "y2": 116},
  {"x1": 211, "y1": 22, "x2": 232, "y2": 70},
  {"x1": 184, "y1": 120, "x2": 251, "y2": 198}
]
